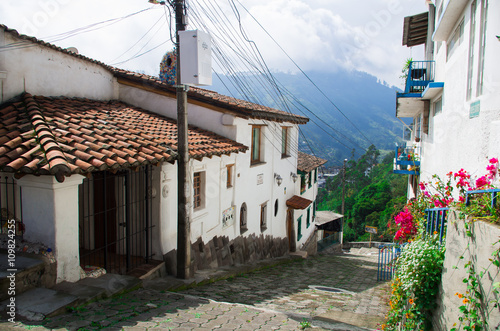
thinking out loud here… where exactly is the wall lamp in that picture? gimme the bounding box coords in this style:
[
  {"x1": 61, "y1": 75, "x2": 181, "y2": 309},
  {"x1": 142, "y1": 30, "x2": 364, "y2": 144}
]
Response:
[
  {"x1": 274, "y1": 173, "x2": 283, "y2": 186},
  {"x1": 290, "y1": 172, "x2": 298, "y2": 183}
]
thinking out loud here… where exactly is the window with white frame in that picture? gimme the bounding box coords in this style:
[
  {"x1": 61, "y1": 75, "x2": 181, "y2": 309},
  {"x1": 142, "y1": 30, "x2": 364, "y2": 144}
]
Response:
[
  {"x1": 240, "y1": 203, "x2": 247, "y2": 233},
  {"x1": 466, "y1": 1, "x2": 477, "y2": 100},
  {"x1": 251, "y1": 125, "x2": 263, "y2": 164},
  {"x1": 434, "y1": 97, "x2": 443, "y2": 116},
  {"x1": 260, "y1": 202, "x2": 268, "y2": 231},
  {"x1": 476, "y1": 0, "x2": 488, "y2": 96},
  {"x1": 226, "y1": 164, "x2": 234, "y2": 188},
  {"x1": 193, "y1": 171, "x2": 205, "y2": 210},
  {"x1": 447, "y1": 19, "x2": 464, "y2": 61},
  {"x1": 281, "y1": 127, "x2": 290, "y2": 158}
]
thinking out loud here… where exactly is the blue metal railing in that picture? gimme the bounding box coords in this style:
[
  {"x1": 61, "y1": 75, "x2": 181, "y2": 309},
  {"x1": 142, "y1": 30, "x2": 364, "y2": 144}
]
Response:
[
  {"x1": 393, "y1": 143, "x2": 420, "y2": 175},
  {"x1": 377, "y1": 243, "x2": 403, "y2": 281},
  {"x1": 425, "y1": 208, "x2": 449, "y2": 244},
  {"x1": 465, "y1": 188, "x2": 500, "y2": 209},
  {"x1": 404, "y1": 61, "x2": 435, "y2": 94}
]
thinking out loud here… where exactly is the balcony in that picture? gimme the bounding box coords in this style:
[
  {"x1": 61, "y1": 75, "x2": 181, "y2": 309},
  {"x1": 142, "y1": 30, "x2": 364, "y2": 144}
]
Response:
[
  {"x1": 393, "y1": 142, "x2": 420, "y2": 175},
  {"x1": 396, "y1": 61, "x2": 444, "y2": 118}
]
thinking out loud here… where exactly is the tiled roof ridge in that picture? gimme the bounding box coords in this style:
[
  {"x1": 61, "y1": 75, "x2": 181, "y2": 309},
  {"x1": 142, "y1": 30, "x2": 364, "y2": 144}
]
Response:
[
  {"x1": 297, "y1": 151, "x2": 328, "y2": 173},
  {"x1": 16, "y1": 93, "x2": 72, "y2": 180},
  {"x1": 113, "y1": 69, "x2": 308, "y2": 123},
  {"x1": 1, "y1": 24, "x2": 308, "y2": 124}
]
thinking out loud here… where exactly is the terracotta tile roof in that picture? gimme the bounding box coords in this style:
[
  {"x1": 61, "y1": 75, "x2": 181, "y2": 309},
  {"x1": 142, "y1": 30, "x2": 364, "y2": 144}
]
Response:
[
  {"x1": 0, "y1": 93, "x2": 247, "y2": 182},
  {"x1": 114, "y1": 69, "x2": 309, "y2": 124},
  {"x1": 297, "y1": 151, "x2": 327, "y2": 173},
  {"x1": 1, "y1": 24, "x2": 309, "y2": 125},
  {"x1": 286, "y1": 195, "x2": 313, "y2": 210}
]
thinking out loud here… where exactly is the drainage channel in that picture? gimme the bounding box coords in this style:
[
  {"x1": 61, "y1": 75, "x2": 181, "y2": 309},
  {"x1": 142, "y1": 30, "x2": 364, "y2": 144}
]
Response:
[{"x1": 309, "y1": 285, "x2": 354, "y2": 294}]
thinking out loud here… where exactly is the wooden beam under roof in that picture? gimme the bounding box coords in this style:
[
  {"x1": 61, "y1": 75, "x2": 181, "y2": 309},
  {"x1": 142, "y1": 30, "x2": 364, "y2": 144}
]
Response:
[{"x1": 402, "y1": 12, "x2": 429, "y2": 47}]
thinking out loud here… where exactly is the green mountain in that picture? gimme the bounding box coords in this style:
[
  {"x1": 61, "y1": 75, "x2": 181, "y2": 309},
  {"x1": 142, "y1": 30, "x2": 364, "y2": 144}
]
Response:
[{"x1": 208, "y1": 69, "x2": 405, "y2": 166}]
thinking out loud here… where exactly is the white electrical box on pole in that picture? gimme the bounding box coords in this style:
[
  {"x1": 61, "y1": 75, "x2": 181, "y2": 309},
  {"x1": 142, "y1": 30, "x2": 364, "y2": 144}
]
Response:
[{"x1": 179, "y1": 30, "x2": 212, "y2": 86}]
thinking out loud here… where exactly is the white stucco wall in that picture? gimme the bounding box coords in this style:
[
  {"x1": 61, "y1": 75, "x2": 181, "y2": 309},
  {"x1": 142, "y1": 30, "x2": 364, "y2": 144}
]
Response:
[
  {"x1": 157, "y1": 116, "x2": 303, "y2": 256},
  {"x1": 433, "y1": 212, "x2": 500, "y2": 330},
  {"x1": 17, "y1": 175, "x2": 85, "y2": 283},
  {"x1": 1, "y1": 31, "x2": 116, "y2": 103},
  {"x1": 416, "y1": 0, "x2": 500, "y2": 188}
]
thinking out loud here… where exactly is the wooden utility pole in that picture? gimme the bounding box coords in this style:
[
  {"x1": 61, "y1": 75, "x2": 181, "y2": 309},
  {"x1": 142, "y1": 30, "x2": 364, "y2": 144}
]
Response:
[
  {"x1": 341, "y1": 158, "x2": 347, "y2": 245},
  {"x1": 174, "y1": 0, "x2": 191, "y2": 279}
]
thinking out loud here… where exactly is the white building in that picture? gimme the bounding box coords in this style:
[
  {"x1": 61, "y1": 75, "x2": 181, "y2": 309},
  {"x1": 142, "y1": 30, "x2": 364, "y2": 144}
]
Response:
[
  {"x1": 0, "y1": 24, "x2": 326, "y2": 282},
  {"x1": 395, "y1": 0, "x2": 500, "y2": 197}
]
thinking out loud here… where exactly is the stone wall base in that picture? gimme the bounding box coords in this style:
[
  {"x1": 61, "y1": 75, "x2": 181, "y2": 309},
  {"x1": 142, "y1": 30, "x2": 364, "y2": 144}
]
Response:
[
  {"x1": 300, "y1": 229, "x2": 318, "y2": 256},
  {"x1": 163, "y1": 234, "x2": 290, "y2": 277}
]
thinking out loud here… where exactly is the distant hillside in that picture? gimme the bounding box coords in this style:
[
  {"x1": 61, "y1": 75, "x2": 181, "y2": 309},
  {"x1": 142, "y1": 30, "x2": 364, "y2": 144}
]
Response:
[{"x1": 208, "y1": 69, "x2": 405, "y2": 166}]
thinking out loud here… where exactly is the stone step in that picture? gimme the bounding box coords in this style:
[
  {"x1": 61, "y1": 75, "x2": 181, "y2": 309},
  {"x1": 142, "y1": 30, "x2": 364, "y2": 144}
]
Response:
[
  {"x1": 1, "y1": 287, "x2": 78, "y2": 321},
  {"x1": 0, "y1": 273, "x2": 142, "y2": 321},
  {"x1": 290, "y1": 250, "x2": 308, "y2": 259},
  {"x1": 52, "y1": 281, "x2": 107, "y2": 307},
  {"x1": 0, "y1": 252, "x2": 55, "y2": 301},
  {"x1": 76, "y1": 273, "x2": 142, "y2": 297}
]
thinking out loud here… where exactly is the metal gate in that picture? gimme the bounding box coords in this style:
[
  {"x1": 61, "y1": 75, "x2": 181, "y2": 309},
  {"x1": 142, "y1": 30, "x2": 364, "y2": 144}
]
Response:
[
  {"x1": 377, "y1": 243, "x2": 403, "y2": 281},
  {"x1": 0, "y1": 175, "x2": 23, "y2": 237},
  {"x1": 79, "y1": 166, "x2": 154, "y2": 275}
]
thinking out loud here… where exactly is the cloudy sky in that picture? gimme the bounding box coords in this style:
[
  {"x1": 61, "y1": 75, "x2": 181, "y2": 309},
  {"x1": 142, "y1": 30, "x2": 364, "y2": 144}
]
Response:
[{"x1": 0, "y1": 0, "x2": 428, "y2": 88}]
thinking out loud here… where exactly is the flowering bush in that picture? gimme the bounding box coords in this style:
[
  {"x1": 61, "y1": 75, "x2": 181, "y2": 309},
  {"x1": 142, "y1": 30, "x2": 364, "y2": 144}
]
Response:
[
  {"x1": 382, "y1": 236, "x2": 445, "y2": 330},
  {"x1": 393, "y1": 207, "x2": 416, "y2": 242},
  {"x1": 383, "y1": 158, "x2": 500, "y2": 330}
]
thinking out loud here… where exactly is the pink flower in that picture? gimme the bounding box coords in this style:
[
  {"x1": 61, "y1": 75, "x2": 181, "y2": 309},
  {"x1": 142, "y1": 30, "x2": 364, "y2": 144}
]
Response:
[
  {"x1": 419, "y1": 182, "x2": 426, "y2": 191},
  {"x1": 393, "y1": 207, "x2": 417, "y2": 242},
  {"x1": 459, "y1": 196, "x2": 465, "y2": 203},
  {"x1": 476, "y1": 175, "x2": 490, "y2": 188},
  {"x1": 489, "y1": 157, "x2": 498, "y2": 164}
]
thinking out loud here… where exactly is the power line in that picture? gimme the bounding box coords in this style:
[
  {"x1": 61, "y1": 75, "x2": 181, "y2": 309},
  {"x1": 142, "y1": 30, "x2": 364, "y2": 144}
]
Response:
[
  {"x1": 188, "y1": 1, "x2": 335, "y2": 166},
  {"x1": 109, "y1": 12, "x2": 166, "y2": 63},
  {"x1": 190, "y1": 1, "x2": 365, "y2": 164},
  {"x1": 233, "y1": 0, "x2": 377, "y2": 148},
  {"x1": 0, "y1": 7, "x2": 159, "y2": 53}
]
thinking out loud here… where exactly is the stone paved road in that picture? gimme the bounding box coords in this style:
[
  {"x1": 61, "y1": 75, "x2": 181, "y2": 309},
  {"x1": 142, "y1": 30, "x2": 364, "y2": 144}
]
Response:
[
  {"x1": 0, "y1": 249, "x2": 390, "y2": 330},
  {"x1": 180, "y1": 252, "x2": 389, "y2": 321}
]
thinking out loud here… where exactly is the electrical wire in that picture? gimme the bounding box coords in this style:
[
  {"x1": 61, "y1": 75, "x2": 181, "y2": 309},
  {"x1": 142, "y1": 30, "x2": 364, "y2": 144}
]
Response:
[
  {"x1": 233, "y1": 0, "x2": 377, "y2": 148},
  {"x1": 188, "y1": 0, "x2": 361, "y2": 165},
  {"x1": 0, "y1": 6, "x2": 159, "y2": 53},
  {"x1": 188, "y1": 0, "x2": 333, "y2": 165},
  {"x1": 109, "y1": 12, "x2": 166, "y2": 63}
]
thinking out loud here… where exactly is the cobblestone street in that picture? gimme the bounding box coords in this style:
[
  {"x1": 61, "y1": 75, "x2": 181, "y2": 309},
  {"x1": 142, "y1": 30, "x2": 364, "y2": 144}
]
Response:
[{"x1": 1, "y1": 248, "x2": 390, "y2": 330}]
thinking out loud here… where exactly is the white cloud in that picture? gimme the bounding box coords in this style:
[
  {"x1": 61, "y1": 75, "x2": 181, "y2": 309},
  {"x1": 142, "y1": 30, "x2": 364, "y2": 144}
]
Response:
[{"x1": 0, "y1": 0, "x2": 428, "y2": 87}]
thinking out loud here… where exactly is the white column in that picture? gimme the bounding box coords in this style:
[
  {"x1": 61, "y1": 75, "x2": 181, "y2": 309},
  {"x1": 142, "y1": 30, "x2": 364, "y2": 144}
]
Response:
[{"x1": 18, "y1": 175, "x2": 85, "y2": 283}]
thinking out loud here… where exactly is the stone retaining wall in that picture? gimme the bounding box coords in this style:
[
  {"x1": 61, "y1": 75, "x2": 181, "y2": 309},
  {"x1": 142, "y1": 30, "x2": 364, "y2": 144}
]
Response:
[
  {"x1": 433, "y1": 211, "x2": 500, "y2": 330},
  {"x1": 343, "y1": 241, "x2": 386, "y2": 249},
  {"x1": 163, "y1": 234, "x2": 290, "y2": 276},
  {"x1": 300, "y1": 229, "x2": 318, "y2": 256}
]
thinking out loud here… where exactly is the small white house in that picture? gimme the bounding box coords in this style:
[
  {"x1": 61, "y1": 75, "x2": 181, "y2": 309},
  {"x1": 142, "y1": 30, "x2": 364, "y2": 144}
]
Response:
[
  {"x1": 0, "y1": 24, "x2": 323, "y2": 282},
  {"x1": 394, "y1": 0, "x2": 500, "y2": 196}
]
